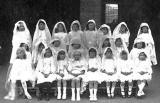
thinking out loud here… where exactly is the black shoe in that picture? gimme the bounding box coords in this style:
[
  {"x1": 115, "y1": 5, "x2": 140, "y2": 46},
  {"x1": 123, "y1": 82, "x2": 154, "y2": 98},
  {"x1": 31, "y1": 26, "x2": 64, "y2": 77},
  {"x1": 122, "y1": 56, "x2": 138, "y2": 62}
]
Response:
[{"x1": 45, "y1": 94, "x2": 50, "y2": 101}]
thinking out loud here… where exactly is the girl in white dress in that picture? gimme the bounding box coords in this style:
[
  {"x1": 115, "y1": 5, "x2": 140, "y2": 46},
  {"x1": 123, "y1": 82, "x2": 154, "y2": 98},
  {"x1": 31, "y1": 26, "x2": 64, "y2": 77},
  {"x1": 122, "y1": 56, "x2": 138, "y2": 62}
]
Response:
[
  {"x1": 56, "y1": 49, "x2": 69, "y2": 100},
  {"x1": 85, "y1": 47, "x2": 101, "y2": 101},
  {"x1": 4, "y1": 48, "x2": 32, "y2": 100},
  {"x1": 83, "y1": 20, "x2": 99, "y2": 49},
  {"x1": 68, "y1": 20, "x2": 83, "y2": 45},
  {"x1": 117, "y1": 50, "x2": 133, "y2": 98},
  {"x1": 132, "y1": 51, "x2": 152, "y2": 97},
  {"x1": 35, "y1": 48, "x2": 57, "y2": 100},
  {"x1": 113, "y1": 22, "x2": 130, "y2": 47},
  {"x1": 135, "y1": 23, "x2": 157, "y2": 65},
  {"x1": 52, "y1": 21, "x2": 69, "y2": 51},
  {"x1": 114, "y1": 36, "x2": 128, "y2": 59},
  {"x1": 101, "y1": 47, "x2": 117, "y2": 98},
  {"x1": 98, "y1": 24, "x2": 114, "y2": 57},
  {"x1": 32, "y1": 19, "x2": 51, "y2": 67},
  {"x1": 67, "y1": 50, "x2": 87, "y2": 101}
]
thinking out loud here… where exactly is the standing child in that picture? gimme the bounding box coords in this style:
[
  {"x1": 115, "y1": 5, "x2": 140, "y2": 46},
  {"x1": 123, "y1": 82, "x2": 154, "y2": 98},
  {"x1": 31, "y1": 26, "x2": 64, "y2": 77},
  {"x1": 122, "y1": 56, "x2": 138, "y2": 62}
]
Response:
[
  {"x1": 56, "y1": 49, "x2": 69, "y2": 100},
  {"x1": 32, "y1": 19, "x2": 51, "y2": 67},
  {"x1": 117, "y1": 50, "x2": 133, "y2": 98},
  {"x1": 101, "y1": 47, "x2": 117, "y2": 98},
  {"x1": 132, "y1": 51, "x2": 152, "y2": 97},
  {"x1": 85, "y1": 47, "x2": 101, "y2": 101},
  {"x1": 52, "y1": 21, "x2": 69, "y2": 51},
  {"x1": 113, "y1": 22, "x2": 130, "y2": 47},
  {"x1": 83, "y1": 20, "x2": 99, "y2": 49},
  {"x1": 68, "y1": 20, "x2": 83, "y2": 44},
  {"x1": 135, "y1": 23, "x2": 157, "y2": 65},
  {"x1": 4, "y1": 48, "x2": 32, "y2": 100},
  {"x1": 35, "y1": 48, "x2": 57, "y2": 101},
  {"x1": 67, "y1": 50, "x2": 87, "y2": 101}
]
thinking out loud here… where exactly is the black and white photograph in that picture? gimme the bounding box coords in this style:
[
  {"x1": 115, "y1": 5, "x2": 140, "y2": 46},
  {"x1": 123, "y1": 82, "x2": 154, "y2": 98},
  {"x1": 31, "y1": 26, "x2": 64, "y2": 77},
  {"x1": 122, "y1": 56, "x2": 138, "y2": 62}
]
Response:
[{"x1": 0, "y1": 0, "x2": 160, "y2": 103}]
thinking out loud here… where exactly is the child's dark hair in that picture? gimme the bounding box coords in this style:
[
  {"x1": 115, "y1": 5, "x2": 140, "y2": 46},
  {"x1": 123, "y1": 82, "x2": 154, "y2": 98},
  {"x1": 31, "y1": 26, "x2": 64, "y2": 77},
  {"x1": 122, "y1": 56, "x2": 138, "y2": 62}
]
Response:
[
  {"x1": 44, "y1": 48, "x2": 53, "y2": 57},
  {"x1": 85, "y1": 21, "x2": 95, "y2": 31},
  {"x1": 105, "y1": 48, "x2": 113, "y2": 55},
  {"x1": 134, "y1": 42, "x2": 146, "y2": 48},
  {"x1": 57, "y1": 50, "x2": 66, "y2": 60},
  {"x1": 19, "y1": 43, "x2": 29, "y2": 51},
  {"x1": 139, "y1": 52, "x2": 147, "y2": 59},
  {"x1": 39, "y1": 20, "x2": 45, "y2": 25},
  {"x1": 115, "y1": 38, "x2": 122, "y2": 45},
  {"x1": 102, "y1": 38, "x2": 111, "y2": 48},
  {"x1": 89, "y1": 48, "x2": 97, "y2": 56},
  {"x1": 140, "y1": 26, "x2": 148, "y2": 34},
  {"x1": 55, "y1": 23, "x2": 66, "y2": 33},
  {"x1": 120, "y1": 50, "x2": 128, "y2": 60},
  {"x1": 120, "y1": 24, "x2": 128, "y2": 33},
  {"x1": 72, "y1": 23, "x2": 80, "y2": 30}
]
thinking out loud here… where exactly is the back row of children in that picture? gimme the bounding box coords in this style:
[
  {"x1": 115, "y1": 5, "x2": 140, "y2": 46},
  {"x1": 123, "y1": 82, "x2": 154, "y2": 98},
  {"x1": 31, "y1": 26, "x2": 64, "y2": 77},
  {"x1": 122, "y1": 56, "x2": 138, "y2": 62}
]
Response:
[{"x1": 4, "y1": 19, "x2": 157, "y2": 101}]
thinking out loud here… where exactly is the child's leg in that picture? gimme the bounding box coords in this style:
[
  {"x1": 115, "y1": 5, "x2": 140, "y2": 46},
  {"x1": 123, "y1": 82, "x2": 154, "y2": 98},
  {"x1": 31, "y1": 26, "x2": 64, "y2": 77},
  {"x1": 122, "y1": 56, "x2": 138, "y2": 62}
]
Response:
[
  {"x1": 106, "y1": 82, "x2": 111, "y2": 97},
  {"x1": 21, "y1": 81, "x2": 32, "y2": 99},
  {"x1": 9, "y1": 81, "x2": 16, "y2": 100},
  {"x1": 89, "y1": 81, "x2": 94, "y2": 101},
  {"x1": 120, "y1": 82, "x2": 125, "y2": 97},
  {"x1": 57, "y1": 79, "x2": 62, "y2": 99},
  {"x1": 128, "y1": 81, "x2": 133, "y2": 97},
  {"x1": 76, "y1": 79, "x2": 81, "y2": 101},
  {"x1": 71, "y1": 79, "x2": 76, "y2": 101},
  {"x1": 93, "y1": 81, "x2": 98, "y2": 101},
  {"x1": 62, "y1": 80, "x2": 67, "y2": 99},
  {"x1": 137, "y1": 80, "x2": 145, "y2": 96},
  {"x1": 4, "y1": 83, "x2": 13, "y2": 100},
  {"x1": 111, "y1": 82, "x2": 116, "y2": 97}
]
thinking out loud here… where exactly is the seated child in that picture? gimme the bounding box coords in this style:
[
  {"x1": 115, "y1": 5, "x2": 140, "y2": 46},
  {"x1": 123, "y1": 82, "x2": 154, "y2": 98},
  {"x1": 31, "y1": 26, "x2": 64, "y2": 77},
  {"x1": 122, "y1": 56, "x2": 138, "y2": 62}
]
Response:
[
  {"x1": 132, "y1": 51, "x2": 152, "y2": 97},
  {"x1": 56, "y1": 50, "x2": 69, "y2": 100},
  {"x1": 35, "y1": 48, "x2": 57, "y2": 101},
  {"x1": 67, "y1": 50, "x2": 87, "y2": 101},
  {"x1": 117, "y1": 50, "x2": 133, "y2": 98},
  {"x1": 4, "y1": 48, "x2": 32, "y2": 100},
  {"x1": 101, "y1": 47, "x2": 118, "y2": 98}
]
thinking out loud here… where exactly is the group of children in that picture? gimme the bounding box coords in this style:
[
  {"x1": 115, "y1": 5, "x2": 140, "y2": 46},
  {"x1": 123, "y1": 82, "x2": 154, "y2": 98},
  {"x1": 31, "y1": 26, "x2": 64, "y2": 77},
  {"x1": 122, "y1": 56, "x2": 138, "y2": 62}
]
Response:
[{"x1": 4, "y1": 19, "x2": 157, "y2": 101}]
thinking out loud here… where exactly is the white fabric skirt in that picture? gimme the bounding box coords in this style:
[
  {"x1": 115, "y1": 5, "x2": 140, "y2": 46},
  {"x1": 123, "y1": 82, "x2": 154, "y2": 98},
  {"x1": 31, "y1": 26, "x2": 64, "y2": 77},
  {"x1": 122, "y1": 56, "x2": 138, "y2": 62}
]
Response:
[
  {"x1": 36, "y1": 72, "x2": 57, "y2": 84},
  {"x1": 83, "y1": 71, "x2": 102, "y2": 83},
  {"x1": 133, "y1": 73, "x2": 152, "y2": 81},
  {"x1": 119, "y1": 73, "x2": 133, "y2": 82},
  {"x1": 100, "y1": 72, "x2": 118, "y2": 82}
]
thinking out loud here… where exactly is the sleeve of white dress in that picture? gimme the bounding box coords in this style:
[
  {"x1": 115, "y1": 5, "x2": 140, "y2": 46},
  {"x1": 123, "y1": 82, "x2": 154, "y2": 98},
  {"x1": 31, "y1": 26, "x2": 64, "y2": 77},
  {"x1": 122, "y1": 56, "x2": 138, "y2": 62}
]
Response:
[
  {"x1": 82, "y1": 32, "x2": 88, "y2": 49},
  {"x1": 51, "y1": 57, "x2": 56, "y2": 73},
  {"x1": 36, "y1": 59, "x2": 43, "y2": 72},
  {"x1": 64, "y1": 33, "x2": 69, "y2": 46}
]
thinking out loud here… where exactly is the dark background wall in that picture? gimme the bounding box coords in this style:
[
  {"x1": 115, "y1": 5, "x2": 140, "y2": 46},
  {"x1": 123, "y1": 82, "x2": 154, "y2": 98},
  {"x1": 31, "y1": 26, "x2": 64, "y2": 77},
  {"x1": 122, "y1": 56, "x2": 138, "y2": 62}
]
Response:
[
  {"x1": 0, "y1": 0, "x2": 80, "y2": 64},
  {"x1": 0, "y1": 0, "x2": 160, "y2": 64}
]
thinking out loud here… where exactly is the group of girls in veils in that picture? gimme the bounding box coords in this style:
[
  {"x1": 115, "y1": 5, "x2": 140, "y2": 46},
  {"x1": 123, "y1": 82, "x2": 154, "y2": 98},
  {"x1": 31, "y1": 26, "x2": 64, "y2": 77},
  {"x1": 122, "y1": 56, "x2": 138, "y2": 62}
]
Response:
[{"x1": 4, "y1": 19, "x2": 157, "y2": 101}]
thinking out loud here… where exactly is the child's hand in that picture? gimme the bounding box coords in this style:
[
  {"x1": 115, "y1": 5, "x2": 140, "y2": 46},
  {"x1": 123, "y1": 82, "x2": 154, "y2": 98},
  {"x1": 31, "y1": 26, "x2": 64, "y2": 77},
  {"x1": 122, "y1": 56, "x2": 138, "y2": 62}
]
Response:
[
  {"x1": 139, "y1": 71, "x2": 147, "y2": 75},
  {"x1": 44, "y1": 74, "x2": 49, "y2": 78}
]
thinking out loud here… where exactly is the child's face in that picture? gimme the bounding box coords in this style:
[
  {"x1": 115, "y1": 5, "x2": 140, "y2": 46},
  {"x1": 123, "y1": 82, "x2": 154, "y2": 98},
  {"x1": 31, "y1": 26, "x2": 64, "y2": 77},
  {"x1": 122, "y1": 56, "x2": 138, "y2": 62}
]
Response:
[
  {"x1": 72, "y1": 44, "x2": 81, "y2": 49},
  {"x1": 115, "y1": 38, "x2": 122, "y2": 47},
  {"x1": 72, "y1": 23, "x2": 79, "y2": 31},
  {"x1": 88, "y1": 22, "x2": 95, "y2": 31},
  {"x1": 103, "y1": 38, "x2": 110, "y2": 47},
  {"x1": 105, "y1": 49, "x2": 113, "y2": 59},
  {"x1": 53, "y1": 40, "x2": 61, "y2": 47},
  {"x1": 119, "y1": 24, "x2": 127, "y2": 33},
  {"x1": 141, "y1": 26, "x2": 148, "y2": 33},
  {"x1": 139, "y1": 52, "x2": 146, "y2": 61},
  {"x1": 44, "y1": 49, "x2": 52, "y2": 58},
  {"x1": 57, "y1": 23, "x2": 64, "y2": 32},
  {"x1": 18, "y1": 22, "x2": 25, "y2": 31},
  {"x1": 59, "y1": 53, "x2": 65, "y2": 60},
  {"x1": 121, "y1": 53, "x2": 128, "y2": 60},
  {"x1": 73, "y1": 53, "x2": 81, "y2": 60},
  {"x1": 17, "y1": 49, "x2": 25, "y2": 59},
  {"x1": 38, "y1": 43, "x2": 45, "y2": 53},
  {"x1": 89, "y1": 50, "x2": 97, "y2": 58},
  {"x1": 136, "y1": 42, "x2": 143, "y2": 49},
  {"x1": 101, "y1": 27, "x2": 108, "y2": 35},
  {"x1": 38, "y1": 22, "x2": 45, "y2": 30}
]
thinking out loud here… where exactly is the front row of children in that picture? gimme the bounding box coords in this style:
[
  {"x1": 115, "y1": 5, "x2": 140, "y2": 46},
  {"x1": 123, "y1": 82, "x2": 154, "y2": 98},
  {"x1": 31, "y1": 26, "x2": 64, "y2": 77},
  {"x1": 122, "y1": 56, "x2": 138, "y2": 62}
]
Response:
[{"x1": 4, "y1": 41, "x2": 152, "y2": 101}]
